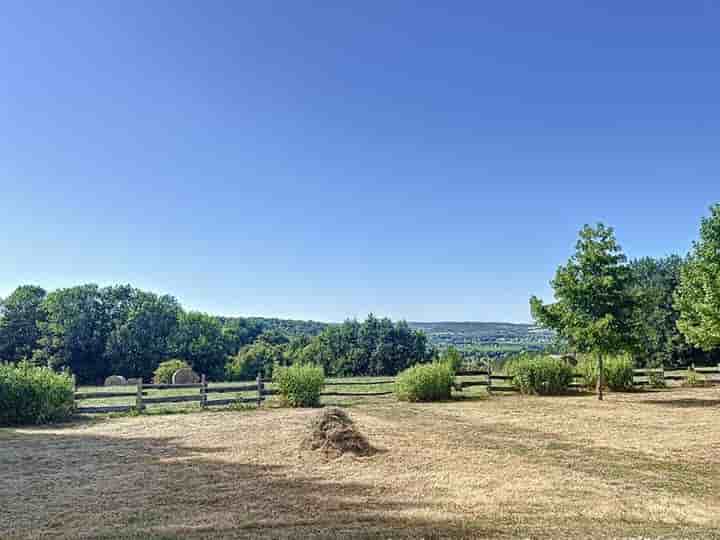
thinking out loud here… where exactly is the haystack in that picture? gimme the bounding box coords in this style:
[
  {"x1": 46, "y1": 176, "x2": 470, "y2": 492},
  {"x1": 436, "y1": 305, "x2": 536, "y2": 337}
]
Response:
[{"x1": 302, "y1": 407, "x2": 373, "y2": 457}]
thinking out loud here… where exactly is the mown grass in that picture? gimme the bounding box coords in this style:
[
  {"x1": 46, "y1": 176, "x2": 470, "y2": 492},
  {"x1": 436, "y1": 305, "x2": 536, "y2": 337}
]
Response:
[{"x1": 3, "y1": 386, "x2": 720, "y2": 539}]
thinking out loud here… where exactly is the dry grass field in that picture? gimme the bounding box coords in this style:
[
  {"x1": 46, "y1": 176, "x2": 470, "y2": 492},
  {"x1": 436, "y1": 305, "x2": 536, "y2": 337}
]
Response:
[{"x1": 2, "y1": 388, "x2": 720, "y2": 539}]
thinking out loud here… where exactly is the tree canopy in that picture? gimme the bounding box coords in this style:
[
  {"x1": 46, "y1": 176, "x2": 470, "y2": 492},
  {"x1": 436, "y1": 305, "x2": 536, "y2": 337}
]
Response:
[
  {"x1": 675, "y1": 204, "x2": 720, "y2": 351},
  {"x1": 530, "y1": 223, "x2": 635, "y2": 399},
  {"x1": 0, "y1": 285, "x2": 46, "y2": 362}
]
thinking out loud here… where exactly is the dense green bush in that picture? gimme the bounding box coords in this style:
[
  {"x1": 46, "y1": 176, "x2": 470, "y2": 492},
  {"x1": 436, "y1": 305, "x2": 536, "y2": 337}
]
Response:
[
  {"x1": 440, "y1": 346, "x2": 463, "y2": 373},
  {"x1": 225, "y1": 342, "x2": 283, "y2": 381},
  {"x1": 577, "y1": 354, "x2": 634, "y2": 391},
  {"x1": 273, "y1": 363, "x2": 325, "y2": 407},
  {"x1": 647, "y1": 369, "x2": 667, "y2": 388},
  {"x1": 153, "y1": 359, "x2": 190, "y2": 384},
  {"x1": 684, "y1": 370, "x2": 704, "y2": 387},
  {"x1": 0, "y1": 362, "x2": 74, "y2": 426},
  {"x1": 507, "y1": 355, "x2": 574, "y2": 395},
  {"x1": 395, "y1": 362, "x2": 454, "y2": 402}
]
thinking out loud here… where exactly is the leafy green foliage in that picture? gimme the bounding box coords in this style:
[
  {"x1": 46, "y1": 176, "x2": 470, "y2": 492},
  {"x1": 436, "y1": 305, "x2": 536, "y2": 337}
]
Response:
[
  {"x1": 0, "y1": 362, "x2": 74, "y2": 426},
  {"x1": 628, "y1": 256, "x2": 694, "y2": 367},
  {"x1": 153, "y1": 359, "x2": 190, "y2": 384},
  {"x1": 439, "y1": 346, "x2": 463, "y2": 373},
  {"x1": 577, "y1": 354, "x2": 634, "y2": 391},
  {"x1": 684, "y1": 370, "x2": 705, "y2": 387},
  {"x1": 293, "y1": 314, "x2": 431, "y2": 377},
  {"x1": 675, "y1": 204, "x2": 720, "y2": 352},
  {"x1": 0, "y1": 285, "x2": 46, "y2": 362},
  {"x1": 273, "y1": 363, "x2": 325, "y2": 407},
  {"x1": 395, "y1": 362, "x2": 454, "y2": 402},
  {"x1": 506, "y1": 355, "x2": 574, "y2": 395},
  {"x1": 647, "y1": 370, "x2": 667, "y2": 388},
  {"x1": 169, "y1": 312, "x2": 226, "y2": 379},
  {"x1": 33, "y1": 284, "x2": 114, "y2": 384},
  {"x1": 225, "y1": 341, "x2": 284, "y2": 381},
  {"x1": 530, "y1": 223, "x2": 635, "y2": 399},
  {"x1": 104, "y1": 290, "x2": 181, "y2": 381}
]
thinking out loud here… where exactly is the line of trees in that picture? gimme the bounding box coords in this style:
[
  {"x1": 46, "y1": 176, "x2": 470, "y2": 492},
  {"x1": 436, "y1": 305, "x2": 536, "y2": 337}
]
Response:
[
  {"x1": 0, "y1": 284, "x2": 269, "y2": 383},
  {"x1": 0, "y1": 283, "x2": 431, "y2": 383},
  {"x1": 531, "y1": 204, "x2": 720, "y2": 398}
]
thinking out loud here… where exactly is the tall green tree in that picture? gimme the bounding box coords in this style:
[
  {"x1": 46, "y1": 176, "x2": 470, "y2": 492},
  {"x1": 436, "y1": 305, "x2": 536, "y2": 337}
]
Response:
[
  {"x1": 675, "y1": 204, "x2": 720, "y2": 351},
  {"x1": 104, "y1": 291, "x2": 181, "y2": 380},
  {"x1": 34, "y1": 284, "x2": 111, "y2": 383},
  {"x1": 0, "y1": 285, "x2": 47, "y2": 362},
  {"x1": 169, "y1": 311, "x2": 227, "y2": 379},
  {"x1": 293, "y1": 315, "x2": 430, "y2": 376},
  {"x1": 628, "y1": 256, "x2": 693, "y2": 366},
  {"x1": 225, "y1": 341, "x2": 284, "y2": 380},
  {"x1": 530, "y1": 223, "x2": 634, "y2": 400}
]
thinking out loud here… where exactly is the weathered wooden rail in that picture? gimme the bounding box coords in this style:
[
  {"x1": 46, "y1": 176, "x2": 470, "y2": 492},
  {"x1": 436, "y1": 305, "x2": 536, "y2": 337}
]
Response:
[
  {"x1": 75, "y1": 374, "x2": 271, "y2": 414},
  {"x1": 74, "y1": 363, "x2": 720, "y2": 414}
]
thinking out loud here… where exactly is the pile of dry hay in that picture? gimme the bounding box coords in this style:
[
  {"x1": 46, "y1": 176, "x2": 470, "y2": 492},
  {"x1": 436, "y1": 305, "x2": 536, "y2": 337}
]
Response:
[{"x1": 302, "y1": 407, "x2": 373, "y2": 457}]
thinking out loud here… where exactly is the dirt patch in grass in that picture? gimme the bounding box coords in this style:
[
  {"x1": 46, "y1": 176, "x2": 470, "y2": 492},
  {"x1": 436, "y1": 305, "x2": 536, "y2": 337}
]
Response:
[{"x1": 2, "y1": 387, "x2": 720, "y2": 539}]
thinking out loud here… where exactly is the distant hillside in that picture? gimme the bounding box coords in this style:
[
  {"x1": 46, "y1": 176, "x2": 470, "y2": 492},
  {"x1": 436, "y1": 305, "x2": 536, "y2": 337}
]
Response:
[
  {"x1": 221, "y1": 317, "x2": 553, "y2": 353},
  {"x1": 408, "y1": 321, "x2": 554, "y2": 351},
  {"x1": 219, "y1": 316, "x2": 330, "y2": 338}
]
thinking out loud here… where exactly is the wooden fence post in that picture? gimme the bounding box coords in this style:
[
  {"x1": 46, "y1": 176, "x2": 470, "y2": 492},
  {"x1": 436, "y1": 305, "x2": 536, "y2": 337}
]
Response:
[
  {"x1": 136, "y1": 379, "x2": 145, "y2": 412},
  {"x1": 487, "y1": 362, "x2": 492, "y2": 393},
  {"x1": 660, "y1": 365, "x2": 665, "y2": 386},
  {"x1": 200, "y1": 374, "x2": 207, "y2": 410},
  {"x1": 256, "y1": 373, "x2": 264, "y2": 407}
]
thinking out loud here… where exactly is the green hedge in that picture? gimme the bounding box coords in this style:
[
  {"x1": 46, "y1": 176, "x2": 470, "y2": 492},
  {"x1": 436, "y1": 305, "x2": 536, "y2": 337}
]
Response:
[
  {"x1": 395, "y1": 362, "x2": 454, "y2": 402},
  {"x1": 153, "y1": 359, "x2": 190, "y2": 384},
  {"x1": 273, "y1": 363, "x2": 325, "y2": 407},
  {"x1": 507, "y1": 355, "x2": 574, "y2": 395},
  {"x1": 577, "y1": 354, "x2": 634, "y2": 391},
  {"x1": 0, "y1": 363, "x2": 75, "y2": 426}
]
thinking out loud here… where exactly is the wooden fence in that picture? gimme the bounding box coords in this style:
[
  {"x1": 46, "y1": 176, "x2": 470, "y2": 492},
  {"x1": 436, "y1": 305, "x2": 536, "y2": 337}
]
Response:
[
  {"x1": 75, "y1": 374, "x2": 275, "y2": 414},
  {"x1": 74, "y1": 364, "x2": 720, "y2": 414},
  {"x1": 454, "y1": 364, "x2": 720, "y2": 392}
]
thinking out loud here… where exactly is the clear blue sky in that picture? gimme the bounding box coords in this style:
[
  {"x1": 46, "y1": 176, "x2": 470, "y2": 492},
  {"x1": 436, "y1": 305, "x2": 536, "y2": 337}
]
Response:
[{"x1": 1, "y1": 2, "x2": 718, "y2": 323}]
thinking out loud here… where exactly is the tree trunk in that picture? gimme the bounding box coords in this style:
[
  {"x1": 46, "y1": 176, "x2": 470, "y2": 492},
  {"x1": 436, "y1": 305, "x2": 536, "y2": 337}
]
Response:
[{"x1": 596, "y1": 354, "x2": 604, "y2": 401}]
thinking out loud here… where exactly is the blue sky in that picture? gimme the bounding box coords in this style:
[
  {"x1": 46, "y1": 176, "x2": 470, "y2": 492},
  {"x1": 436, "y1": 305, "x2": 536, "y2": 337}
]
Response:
[{"x1": 1, "y1": 1, "x2": 718, "y2": 323}]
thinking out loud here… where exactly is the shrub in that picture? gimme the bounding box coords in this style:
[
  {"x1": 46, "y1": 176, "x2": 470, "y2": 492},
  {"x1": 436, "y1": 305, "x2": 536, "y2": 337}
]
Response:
[
  {"x1": 577, "y1": 354, "x2": 634, "y2": 391},
  {"x1": 225, "y1": 342, "x2": 282, "y2": 381},
  {"x1": 440, "y1": 346, "x2": 463, "y2": 373},
  {"x1": 684, "y1": 370, "x2": 704, "y2": 387},
  {"x1": 273, "y1": 363, "x2": 325, "y2": 407},
  {"x1": 395, "y1": 362, "x2": 454, "y2": 402},
  {"x1": 153, "y1": 359, "x2": 190, "y2": 384},
  {"x1": 507, "y1": 355, "x2": 574, "y2": 395},
  {"x1": 647, "y1": 370, "x2": 667, "y2": 388},
  {"x1": 605, "y1": 355, "x2": 635, "y2": 391},
  {"x1": 0, "y1": 362, "x2": 74, "y2": 426}
]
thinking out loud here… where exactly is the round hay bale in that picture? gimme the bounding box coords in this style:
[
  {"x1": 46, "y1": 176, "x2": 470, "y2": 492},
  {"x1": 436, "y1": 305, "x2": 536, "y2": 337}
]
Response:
[
  {"x1": 302, "y1": 407, "x2": 373, "y2": 457},
  {"x1": 172, "y1": 367, "x2": 200, "y2": 385},
  {"x1": 104, "y1": 375, "x2": 127, "y2": 386}
]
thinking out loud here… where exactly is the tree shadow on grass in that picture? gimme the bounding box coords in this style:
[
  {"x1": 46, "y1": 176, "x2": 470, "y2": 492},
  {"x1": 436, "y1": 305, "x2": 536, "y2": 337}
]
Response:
[
  {"x1": 0, "y1": 427, "x2": 499, "y2": 540},
  {"x1": 641, "y1": 398, "x2": 720, "y2": 409}
]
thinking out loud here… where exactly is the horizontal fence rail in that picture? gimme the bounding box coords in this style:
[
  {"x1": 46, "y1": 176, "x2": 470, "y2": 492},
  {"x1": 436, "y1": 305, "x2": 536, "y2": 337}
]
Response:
[{"x1": 74, "y1": 363, "x2": 720, "y2": 414}]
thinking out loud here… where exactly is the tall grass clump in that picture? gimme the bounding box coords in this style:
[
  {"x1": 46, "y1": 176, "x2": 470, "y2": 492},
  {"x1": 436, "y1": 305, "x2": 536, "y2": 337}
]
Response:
[
  {"x1": 153, "y1": 359, "x2": 190, "y2": 384},
  {"x1": 395, "y1": 362, "x2": 454, "y2": 402},
  {"x1": 273, "y1": 363, "x2": 325, "y2": 407},
  {"x1": 684, "y1": 370, "x2": 705, "y2": 387},
  {"x1": 577, "y1": 354, "x2": 634, "y2": 391},
  {"x1": 506, "y1": 355, "x2": 574, "y2": 395},
  {"x1": 0, "y1": 362, "x2": 75, "y2": 426},
  {"x1": 439, "y1": 346, "x2": 463, "y2": 373}
]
